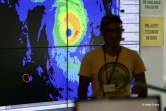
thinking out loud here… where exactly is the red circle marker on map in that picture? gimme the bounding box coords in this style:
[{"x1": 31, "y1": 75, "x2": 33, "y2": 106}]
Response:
[{"x1": 22, "y1": 74, "x2": 30, "y2": 83}]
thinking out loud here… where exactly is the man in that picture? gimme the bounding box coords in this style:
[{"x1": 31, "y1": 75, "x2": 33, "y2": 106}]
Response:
[{"x1": 78, "y1": 14, "x2": 147, "y2": 100}]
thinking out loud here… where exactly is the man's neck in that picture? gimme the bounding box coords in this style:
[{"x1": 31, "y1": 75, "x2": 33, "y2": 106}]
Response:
[{"x1": 103, "y1": 45, "x2": 121, "y2": 56}]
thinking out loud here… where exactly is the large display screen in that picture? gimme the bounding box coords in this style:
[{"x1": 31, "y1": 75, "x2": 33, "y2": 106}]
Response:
[
  {"x1": 0, "y1": 48, "x2": 68, "y2": 106},
  {"x1": 0, "y1": 0, "x2": 140, "y2": 108}
]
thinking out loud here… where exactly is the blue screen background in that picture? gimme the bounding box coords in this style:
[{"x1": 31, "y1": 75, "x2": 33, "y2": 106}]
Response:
[{"x1": 0, "y1": 0, "x2": 138, "y2": 106}]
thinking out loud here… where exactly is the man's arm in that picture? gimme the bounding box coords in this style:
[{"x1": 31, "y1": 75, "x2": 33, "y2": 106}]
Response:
[
  {"x1": 133, "y1": 51, "x2": 147, "y2": 97},
  {"x1": 134, "y1": 72, "x2": 147, "y2": 97},
  {"x1": 77, "y1": 52, "x2": 92, "y2": 100},
  {"x1": 78, "y1": 76, "x2": 91, "y2": 100}
]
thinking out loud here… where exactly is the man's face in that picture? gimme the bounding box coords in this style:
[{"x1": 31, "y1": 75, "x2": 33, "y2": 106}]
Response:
[{"x1": 101, "y1": 23, "x2": 123, "y2": 47}]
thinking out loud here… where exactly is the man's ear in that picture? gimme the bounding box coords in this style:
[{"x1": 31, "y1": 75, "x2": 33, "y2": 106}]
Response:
[{"x1": 121, "y1": 38, "x2": 125, "y2": 41}]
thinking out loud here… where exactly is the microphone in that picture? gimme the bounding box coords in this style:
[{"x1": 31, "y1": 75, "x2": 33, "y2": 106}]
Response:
[
  {"x1": 91, "y1": 75, "x2": 166, "y2": 99},
  {"x1": 119, "y1": 75, "x2": 166, "y2": 93},
  {"x1": 118, "y1": 75, "x2": 131, "y2": 84}
]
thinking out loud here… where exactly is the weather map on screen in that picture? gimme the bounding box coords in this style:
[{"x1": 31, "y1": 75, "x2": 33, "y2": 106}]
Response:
[
  {"x1": 66, "y1": 0, "x2": 87, "y2": 46},
  {"x1": 67, "y1": 0, "x2": 120, "y2": 46},
  {"x1": 0, "y1": 47, "x2": 68, "y2": 106},
  {"x1": 0, "y1": 0, "x2": 120, "y2": 106},
  {"x1": 0, "y1": 0, "x2": 69, "y2": 106}
]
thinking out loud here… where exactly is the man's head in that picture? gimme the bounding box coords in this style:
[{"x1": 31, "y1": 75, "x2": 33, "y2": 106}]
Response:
[{"x1": 100, "y1": 14, "x2": 124, "y2": 47}]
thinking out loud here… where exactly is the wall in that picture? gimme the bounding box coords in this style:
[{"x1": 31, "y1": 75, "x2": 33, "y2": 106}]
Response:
[
  {"x1": 140, "y1": 47, "x2": 165, "y2": 110},
  {"x1": 140, "y1": 0, "x2": 166, "y2": 110}
]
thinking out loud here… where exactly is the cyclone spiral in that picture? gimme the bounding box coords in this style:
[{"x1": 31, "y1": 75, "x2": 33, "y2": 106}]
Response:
[{"x1": 53, "y1": 0, "x2": 87, "y2": 46}]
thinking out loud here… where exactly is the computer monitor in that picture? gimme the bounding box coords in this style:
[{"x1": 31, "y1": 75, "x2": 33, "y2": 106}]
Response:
[{"x1": 75, "y1": 96, "x2": 161, "y2": 111}]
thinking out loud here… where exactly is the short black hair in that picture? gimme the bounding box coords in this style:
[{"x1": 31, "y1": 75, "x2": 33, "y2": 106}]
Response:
[{"x1": 100, "y1": 14, "x2": 122, "y2": 29}]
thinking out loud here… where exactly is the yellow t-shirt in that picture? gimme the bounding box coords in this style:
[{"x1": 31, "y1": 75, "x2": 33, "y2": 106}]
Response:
[{"x1": 78, "y1": 46, "x2": 146, "y2": 99}]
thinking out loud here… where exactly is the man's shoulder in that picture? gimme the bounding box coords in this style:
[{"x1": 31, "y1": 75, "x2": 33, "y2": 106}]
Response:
[{"x1": 122, "y1": 46, "x2": 138, "y2": 54}]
